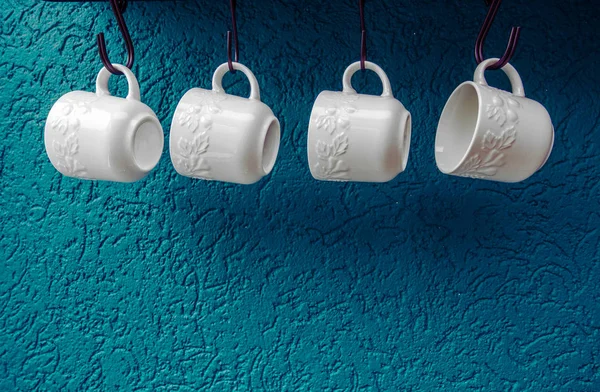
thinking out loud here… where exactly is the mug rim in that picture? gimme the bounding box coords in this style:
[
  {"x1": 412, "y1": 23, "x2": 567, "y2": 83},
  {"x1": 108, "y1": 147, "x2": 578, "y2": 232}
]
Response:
[
  {"x1": 435, "y1": 80, "x2": 485, "y2": 174},
  {"x1": 258, "y1": 116, "x2": 281, "y2": 175}
]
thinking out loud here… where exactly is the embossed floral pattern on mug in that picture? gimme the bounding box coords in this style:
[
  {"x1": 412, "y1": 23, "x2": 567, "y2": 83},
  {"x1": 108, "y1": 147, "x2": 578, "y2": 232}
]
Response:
[
  {"x1": 178, "y1": 91, "x2": 226, "y2": 133},
  {"x1": 314, "y1": 94, "x2": 358, "y2": 135},
  {"x1": 456, "y1": 127, "x2": 517, "y2": 178},
  {"x1": 315, "y1": 133, "x2": 350, "y2": 179},
  {"x1": 174, "y1": 91, "x2": 228, "y2": 179},
  {"x1": 313, "y1": 93, "x2": 358, "y2": 180},
  {"x1": 47, "y1": 98, "x2": 95, "y2": 178},
  {"x1": 174, "y1": 131, "x2": 211, "y2": 178},
  {"x1": 455, "y1": 88, "x2": 521, "y2": 179},
  {"x1": 485, "y1": 89, "x2": 521, "y2": 126}
]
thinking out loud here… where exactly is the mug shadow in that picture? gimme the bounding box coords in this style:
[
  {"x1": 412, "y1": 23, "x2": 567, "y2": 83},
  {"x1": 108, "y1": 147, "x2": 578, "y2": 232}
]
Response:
[{"x1": 169, "y1": 173, "x2": 531, "y2": 274}]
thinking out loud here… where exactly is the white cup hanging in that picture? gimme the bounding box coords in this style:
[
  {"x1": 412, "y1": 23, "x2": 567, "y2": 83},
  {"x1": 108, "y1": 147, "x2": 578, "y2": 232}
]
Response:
[
  {"x1": 170, "y1": 62, "x2": 280, "y2": 185},
  {"x1": 44, "y1": 64, "x2": 164, "y2": 182},
  {"x1": 435, "y1": 59, "x2": 554, "y2": 182},
  {"x1": 169, "y1": 0, "x2": 280, "y2": 184},
  {"x1": 307, "y1": 61, "x2": 411, "y2": 182},
  {"x1": 44, "y1": 0, "x2": 164, "y2": 183},
  {"x1": 169, "y1": 0, "x2": 280, "y2": 185},
  {"x1": 434, "y1": 1, "x2": 553, "y2": 182},
  {"x1": 306, "y1": 0, "x2": 412, "y2": 183}
]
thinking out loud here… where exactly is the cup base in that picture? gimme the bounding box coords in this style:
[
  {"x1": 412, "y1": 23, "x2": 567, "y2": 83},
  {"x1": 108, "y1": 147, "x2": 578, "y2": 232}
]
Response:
[{"x1": 132, "y1": 119, "x2": 164, "y2": 172}]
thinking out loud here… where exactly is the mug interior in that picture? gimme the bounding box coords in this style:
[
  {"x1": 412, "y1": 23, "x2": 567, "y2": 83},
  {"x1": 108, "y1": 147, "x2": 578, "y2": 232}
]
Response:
[
  {"x1": 435, "y1": 83, "x2": 479, "y2": 173},
  {"x1": 400, "y1": 114, "x2": 412, "y2": 171},
  {"x1": 261, "y1": 119, "x2": 280, "y2": 174},
  {"x1": 132, "y1": 119, "x2": 164, "y2": 172}
]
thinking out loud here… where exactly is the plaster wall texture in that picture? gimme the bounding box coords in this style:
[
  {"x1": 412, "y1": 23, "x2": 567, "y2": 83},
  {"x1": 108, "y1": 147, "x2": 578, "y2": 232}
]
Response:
[{"x1": 1, "y1": 0, "x2": 599, "y2": 390}]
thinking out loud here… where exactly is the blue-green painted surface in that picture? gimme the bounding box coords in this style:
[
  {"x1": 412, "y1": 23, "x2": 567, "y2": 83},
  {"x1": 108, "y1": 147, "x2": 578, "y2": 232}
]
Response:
[{"x1": 1, "y1": 0, "x2": 599, "y2": 390}]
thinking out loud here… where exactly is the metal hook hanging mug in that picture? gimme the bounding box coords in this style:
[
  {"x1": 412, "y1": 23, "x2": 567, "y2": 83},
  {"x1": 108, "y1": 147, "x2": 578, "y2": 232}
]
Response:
[
  {"x1": 435, "y1": 58, "x2": 554, "y2": 182},
  {"x1": 44, "y1": 64, "x2": 164, "y2": 182},
  {"x1": 307, "y1": 61, "x2": 412, "y2": 182},
  {"x1": 170, "y1": 62, "x2": 281, "y2": 184}
]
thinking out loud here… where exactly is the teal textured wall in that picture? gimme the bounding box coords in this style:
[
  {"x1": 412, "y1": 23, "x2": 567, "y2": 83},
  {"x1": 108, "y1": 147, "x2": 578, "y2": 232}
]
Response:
[{"x1": 1, "y1": 0, "x2": 600, "y2": 390}]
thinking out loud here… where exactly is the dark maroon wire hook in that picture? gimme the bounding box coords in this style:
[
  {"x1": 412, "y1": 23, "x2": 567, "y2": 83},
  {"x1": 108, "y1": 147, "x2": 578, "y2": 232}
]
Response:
[
  {"x1": 475, "y1": 0, "x2": 521, "y2": 70},
  {"x1": 116, "y1": 0, "x2": 127, "y2": 13},
  {"x1": 97, "y1": 0, "x2": 134, "y2": 75},
  {"x1": 227, "y1": 0, "x2": 239, "y2": 73},
  {"x1": 359, "y1": 0, "x2": 367, "y2": 70}
]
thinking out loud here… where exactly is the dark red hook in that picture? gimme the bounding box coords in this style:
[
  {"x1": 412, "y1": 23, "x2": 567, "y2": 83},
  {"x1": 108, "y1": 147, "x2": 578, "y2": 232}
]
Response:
[
  {"x1": 97, "y1": 0, "x2": 134, "y2": 75},
  {"x1": 227, "y1": 0, "x2": 239, "y2": 73},
  {"x1": 359, "y1": 0, "x2": 367, "y2": 70},
  {"x1": 475, "y1": 0, "x2": 521, "y2": 70}
]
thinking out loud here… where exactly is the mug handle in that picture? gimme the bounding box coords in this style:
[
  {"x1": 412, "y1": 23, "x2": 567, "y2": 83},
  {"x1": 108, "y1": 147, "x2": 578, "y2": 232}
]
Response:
[
  {"x1": 95, "y1": 63, "x2": 141, "y2": 101},
  {"x1": 212, "y1": 62, "x2": 261, "y2": 101},
  {"x1": 473, "y1": 58, "x2": 525, "y2": 97},
  {"x1": 342, "y1": 61, "x2": 393, "y2": 98}
]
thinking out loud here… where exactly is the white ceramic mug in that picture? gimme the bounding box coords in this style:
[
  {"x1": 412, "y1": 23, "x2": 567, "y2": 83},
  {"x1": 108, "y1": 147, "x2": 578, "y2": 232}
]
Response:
[
  {"x1": 170, "y1": 62, "x2": 281, "y2": 185},
  {"x1": 45, "y1": 64, "x2": 164, "y2": 182},
  {"x1": 435, "y1": 58, "x2": 554, "y2": 182},
  {"x1": 307, "y1": 61, "x2": 411, "y2": 182}
]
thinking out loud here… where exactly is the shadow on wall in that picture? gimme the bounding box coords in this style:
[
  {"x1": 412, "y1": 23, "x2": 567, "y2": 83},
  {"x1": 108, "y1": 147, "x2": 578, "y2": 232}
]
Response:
[{"x1": 169, "y1": 172, "x2": 548, "y2": 263}]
